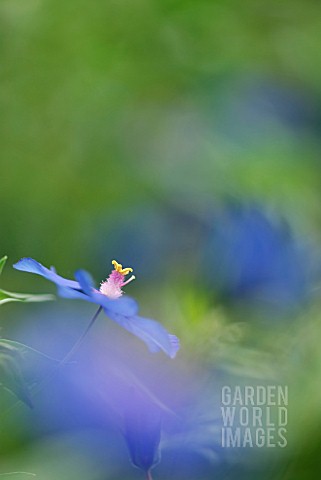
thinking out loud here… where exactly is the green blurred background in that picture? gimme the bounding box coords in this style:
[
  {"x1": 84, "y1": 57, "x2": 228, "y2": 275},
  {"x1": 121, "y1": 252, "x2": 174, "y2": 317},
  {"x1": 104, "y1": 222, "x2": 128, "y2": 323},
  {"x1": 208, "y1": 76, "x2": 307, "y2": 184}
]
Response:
[{"x1": 1, "y1": 0, "x2": 321, "y2": 479}]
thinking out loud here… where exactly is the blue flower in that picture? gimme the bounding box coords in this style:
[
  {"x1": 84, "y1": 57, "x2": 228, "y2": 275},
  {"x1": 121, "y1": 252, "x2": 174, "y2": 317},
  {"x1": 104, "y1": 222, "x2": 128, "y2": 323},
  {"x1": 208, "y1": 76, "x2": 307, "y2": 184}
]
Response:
[
  {"x1": 203, "y1": 204, "x2": 314, "y2": 317},
  {"x1": 123, "y1": 386, "x2": 162, "y2": 477},
  {"x1": 13, "y1": 258, "x2": 179, "y2": 358}
]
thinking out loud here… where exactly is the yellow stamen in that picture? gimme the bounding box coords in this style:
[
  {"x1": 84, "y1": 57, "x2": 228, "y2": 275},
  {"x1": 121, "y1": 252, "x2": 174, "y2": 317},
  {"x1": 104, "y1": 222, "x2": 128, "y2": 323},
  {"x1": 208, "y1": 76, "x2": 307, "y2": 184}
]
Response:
[{"x1": 112, "y1": 259, "x2": 133, "y2": 276}]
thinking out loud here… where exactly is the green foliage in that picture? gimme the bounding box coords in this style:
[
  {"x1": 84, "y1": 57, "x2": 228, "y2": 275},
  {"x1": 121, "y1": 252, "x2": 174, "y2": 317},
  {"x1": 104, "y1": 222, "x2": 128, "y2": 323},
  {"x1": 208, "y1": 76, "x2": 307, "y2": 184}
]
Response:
[
  {"x1": 0, "y1": 339, "x2": 65, "y2": 409},
  {"x1": 0, "y1": 474, "x2": 36, "y2": 478},
  {"x1": 0, "y1": 340, "x2": 33, "y2": 408},
  {"x1": 0, "y1": 255, "x2": 8, "y2": 275},
  {"x1": 0, "y1": 289, "x2": 54, "y2": 306},
  {"x1": 0, "y1": 255, "x2": 55, "y2": 305},
  {"x1": 0, "y1": 258, "x2": 56, "y2": 407},
  {"x1": 0, "y1": 339, "x2": 63, "y2": 363},
  {"x1": 1, "y1": 0, "x2": 321, "y2": 272}
]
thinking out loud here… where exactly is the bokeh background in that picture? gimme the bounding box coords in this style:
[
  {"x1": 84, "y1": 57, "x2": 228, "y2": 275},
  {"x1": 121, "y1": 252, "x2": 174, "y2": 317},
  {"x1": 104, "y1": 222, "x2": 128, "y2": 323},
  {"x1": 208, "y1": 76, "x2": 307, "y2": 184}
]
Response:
[{"x1": 1, "y1": 0, "x2": 321, "y2": 479}]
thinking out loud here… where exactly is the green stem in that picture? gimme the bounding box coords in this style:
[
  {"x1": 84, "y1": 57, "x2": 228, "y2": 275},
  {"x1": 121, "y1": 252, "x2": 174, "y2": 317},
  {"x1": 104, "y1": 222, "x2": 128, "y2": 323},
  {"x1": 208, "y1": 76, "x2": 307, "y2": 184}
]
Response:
[{"x1": 58, "y1": 306, "x2": 102, "y2": 367}]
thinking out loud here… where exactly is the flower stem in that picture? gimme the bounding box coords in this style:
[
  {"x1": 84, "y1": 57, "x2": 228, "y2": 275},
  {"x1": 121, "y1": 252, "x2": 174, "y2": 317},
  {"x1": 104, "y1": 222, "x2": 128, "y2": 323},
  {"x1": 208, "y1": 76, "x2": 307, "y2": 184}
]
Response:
[
  {"x1": 146, "y1": 470, "x2": 153, "y2": 480},
  {"x1": 59, "y1": 306, "x2": 103, "y2": 366}
]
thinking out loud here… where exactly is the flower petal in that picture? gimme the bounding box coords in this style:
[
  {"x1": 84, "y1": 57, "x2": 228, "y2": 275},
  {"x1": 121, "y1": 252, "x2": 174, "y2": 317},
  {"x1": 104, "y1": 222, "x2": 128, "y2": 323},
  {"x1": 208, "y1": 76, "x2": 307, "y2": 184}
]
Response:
[
  {"x1": 168, "y1": 334, "x2": 180, "y2": 358},
  {"x1": 74, "y1": 269, "x2": 95, "y2": 295},
  {"x1": 105, "y1": 311, "x2": 180, "y2": 358},
  {"x1": 97, "y1": 294, "x2": 139, "y2": 316},
  {"x1": 13, "y1": 258, "x2": 79, "y2": 289},
  {"x1": 56, "y1": 285, "x2": 93, "y2": 301}
]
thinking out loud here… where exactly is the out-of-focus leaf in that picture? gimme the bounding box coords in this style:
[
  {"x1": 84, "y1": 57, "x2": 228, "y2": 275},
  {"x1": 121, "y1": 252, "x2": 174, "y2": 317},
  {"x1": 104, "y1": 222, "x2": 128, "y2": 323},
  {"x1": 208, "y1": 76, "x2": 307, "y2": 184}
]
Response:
[
  {"x1": 0, "y1": 288, "x2": 55, "y2": 306},
  {"x1": 0, "y1": 339, "x2": 64, "y2": 363},
  {"x1": 0, "y1": 256, "x2": 54, "y2": 305},
  {"x1": 0, "y1": 339, "x2": 69, "y2": 408},
  {"x1": 0, "y1": 342, "x2": 33, "y2": 408},
  {"x1": 0, "y1": 472, "x2": 37, "y2": 477},
  {"x1": 0, "y1": 473, "x2": 36, "y2": 477},
  {"x1": 0, "y1": 256, "x2": 8, "y2": 276}
]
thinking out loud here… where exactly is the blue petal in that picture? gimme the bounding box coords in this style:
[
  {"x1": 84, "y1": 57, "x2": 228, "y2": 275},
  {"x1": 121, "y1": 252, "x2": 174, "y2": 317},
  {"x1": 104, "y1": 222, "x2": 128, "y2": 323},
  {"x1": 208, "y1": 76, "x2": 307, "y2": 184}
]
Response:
[
  {"x1": 101, "y1": 295, "x2": 139, "y2": 316},
  {"x1": 168, "y1": 334, "x2": 180, "y2": 358},
  {"x1": 89, "y1": 290, "x2": 139, "y2": 316},
  {"x1": 105, "y1": 311, "x2": 180, "y2": 358},
  {"x1": 13, "y1": 258, "x2": 79, "y2": 289},
  {"x1": 57, "y1": 285, "x2": 95, "y2": 302},
  {"x1": 74, "y1": 269, "x2": 95, "y2": 295}
]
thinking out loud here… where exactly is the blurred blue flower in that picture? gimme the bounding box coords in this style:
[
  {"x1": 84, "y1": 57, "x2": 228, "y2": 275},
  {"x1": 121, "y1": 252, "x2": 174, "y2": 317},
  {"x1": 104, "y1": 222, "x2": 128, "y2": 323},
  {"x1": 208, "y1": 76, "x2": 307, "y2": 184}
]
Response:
[
  {"x1": 203, "y1": 204, "x2": 315, "y2": 316},
  {"x1": 13, "y1": 258, "x2": 179, "y2": 358},
  {"x1": 123, "y1": 386, "x2": 162, "y2": 478}
]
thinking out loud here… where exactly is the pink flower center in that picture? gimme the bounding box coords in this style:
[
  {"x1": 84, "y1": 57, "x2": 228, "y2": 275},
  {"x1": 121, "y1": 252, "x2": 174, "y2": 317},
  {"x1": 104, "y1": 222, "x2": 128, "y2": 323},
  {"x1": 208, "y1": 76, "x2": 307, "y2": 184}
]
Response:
[{"x1": 99, "y1": 260, "x2": 135, "y2": 299}]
